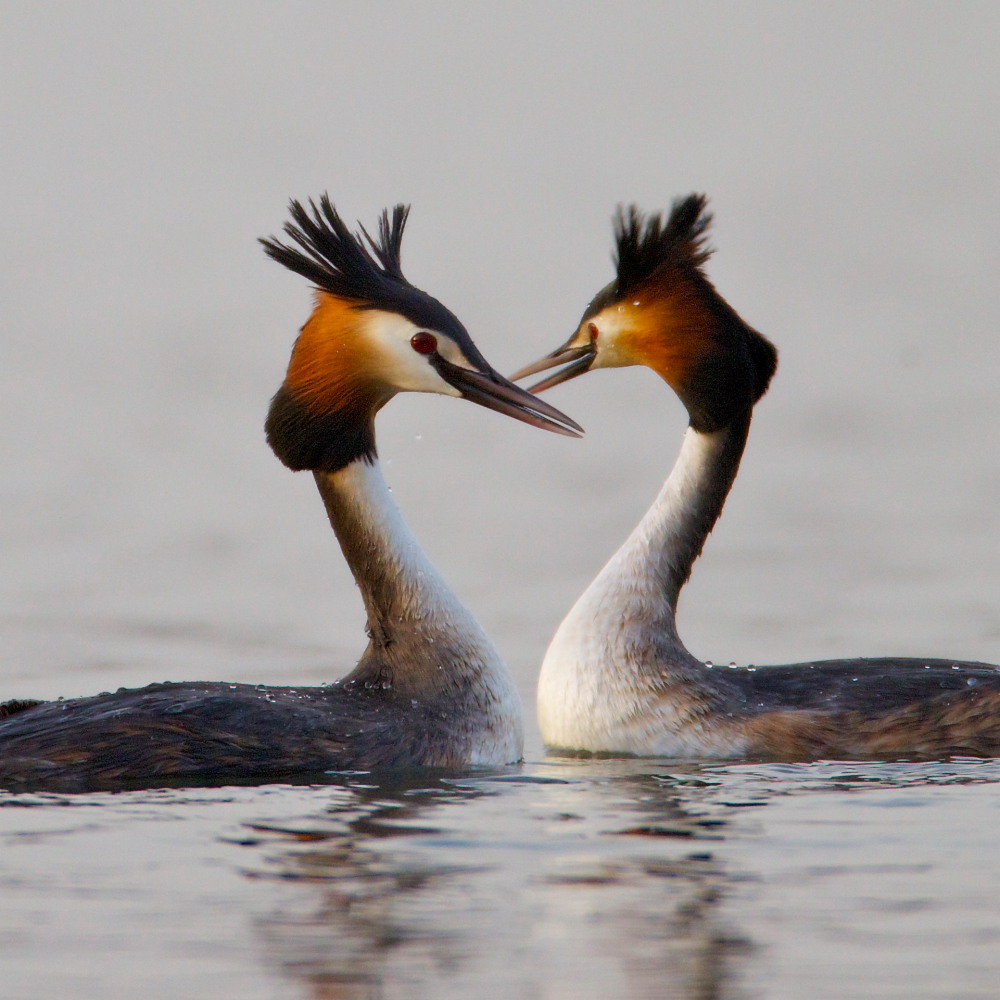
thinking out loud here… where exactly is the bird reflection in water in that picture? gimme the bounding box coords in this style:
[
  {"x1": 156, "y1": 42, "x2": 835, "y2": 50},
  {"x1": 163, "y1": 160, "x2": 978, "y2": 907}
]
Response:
[{"x1": 242, "y1": 767, "x2": 753, "y2": 1000}]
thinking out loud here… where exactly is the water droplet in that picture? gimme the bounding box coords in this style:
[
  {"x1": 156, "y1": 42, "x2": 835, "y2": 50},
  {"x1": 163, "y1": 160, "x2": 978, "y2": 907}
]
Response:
[
  {"x1": 381, "y1": 680, "x2": 392, "y2": 690},
  {"x1": 967, "y1": 677, "x2": 978, "y2": 687},
  {"x1": 411, "y1": 699, "x2": 419, "y2": 707},
  {"x1": 632, "y1": 300, "x2": 641, "y2": 306},
  {"x1": 951, "y1": 665, "x2": 960, "y2": 670},
  {"x1": 728, "y1": 662, "x2": 737, "y2": 669},
  {"x1": 704, "y1": 660, "x2": 713, "y2": 669}
]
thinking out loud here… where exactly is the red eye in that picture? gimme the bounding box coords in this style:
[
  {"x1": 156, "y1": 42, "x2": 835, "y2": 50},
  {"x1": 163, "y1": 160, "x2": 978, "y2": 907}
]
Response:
[
  {"x1": 588, "y1": 322, "x2": 599, "y2": 342},
  {"x1": 410, "y1": 332, "x2": 437, "y2": 355}
]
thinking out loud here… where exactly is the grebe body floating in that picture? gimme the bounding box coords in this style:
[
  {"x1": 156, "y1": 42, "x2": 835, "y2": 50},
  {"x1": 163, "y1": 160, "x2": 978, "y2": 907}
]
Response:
[
  {"x1": 0, "y1": 198, "x2": 581, "y2": 789},
  {"x1": 513, "y1": 196, "x2": 1000, "y2": 759}
]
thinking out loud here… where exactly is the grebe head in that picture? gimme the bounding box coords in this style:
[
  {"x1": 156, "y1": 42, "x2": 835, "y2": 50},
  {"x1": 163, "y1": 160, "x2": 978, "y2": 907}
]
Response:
[
  {"x1": 262, "y1": 196, "x2": 582, "y2": 472},
  {"x1": 512, "y1": 195, "x2": 778, "y2": 432}
]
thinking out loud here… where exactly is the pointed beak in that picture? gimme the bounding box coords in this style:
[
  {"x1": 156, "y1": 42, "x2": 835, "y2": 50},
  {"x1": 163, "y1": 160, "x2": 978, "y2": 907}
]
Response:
[
  {"x1": 509, "y1": 338, "x2": 597, "y2": 393},
  {"x1": 431, "y1": 355, "x2": 584, "y2": 437}
]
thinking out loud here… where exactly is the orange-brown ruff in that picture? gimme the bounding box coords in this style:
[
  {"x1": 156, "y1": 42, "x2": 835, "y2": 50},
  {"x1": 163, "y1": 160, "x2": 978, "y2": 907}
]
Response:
[
  {"x1": 0, "y1": 197, "x2": 582, "y2": 790},
  {"x1": 515, "y1": 195, "x2": 1000, "y2": 760},
  {"x1": 284, "y1": 292, "x2": 384, "y2": 415}
]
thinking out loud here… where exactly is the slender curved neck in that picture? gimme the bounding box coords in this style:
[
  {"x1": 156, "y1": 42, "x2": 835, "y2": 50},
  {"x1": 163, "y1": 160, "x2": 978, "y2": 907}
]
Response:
[
  {"x1": 315, "y1": 460, "x2": 446, "y2": 636},
  {"x1": 536, "y1": 410, "x2": 753, "y2": 752},
  {"x1": 313, "y1": 460, "x2": 497, "y2": 694},
  {"x1": 587, "y1": 410, "x2": 751, "y2": 646},
  {"x1": 652, "y1": 411, "x2": 751, "y2": 610}
]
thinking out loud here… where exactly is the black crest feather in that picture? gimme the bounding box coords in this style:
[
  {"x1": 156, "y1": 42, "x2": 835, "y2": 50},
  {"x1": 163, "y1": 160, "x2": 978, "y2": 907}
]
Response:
[
  {"x1": 260, "y1": 196, "x2": 411, "y2": 304},
  {"x1": 614, "y1": 194, "x2": 713, "y2": 297},
  {"x1": 261, "y1": 197, "x2": 474, "y2": 345}
]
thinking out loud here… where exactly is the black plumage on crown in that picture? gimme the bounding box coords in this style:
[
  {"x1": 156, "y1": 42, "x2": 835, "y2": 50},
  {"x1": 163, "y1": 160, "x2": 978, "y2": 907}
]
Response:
[
  {"x1": 260, "y1": 196, "x2": 410, "y2": 303},
  {"x1": 603, "y1": 195, "x2": 776, "y2": 430},
  {"x1": 613, "y1": 194, "x2": 714, "y2": 297},
  {"x1": 260, "y1": 196, "x2": 475, "y2": 348}
]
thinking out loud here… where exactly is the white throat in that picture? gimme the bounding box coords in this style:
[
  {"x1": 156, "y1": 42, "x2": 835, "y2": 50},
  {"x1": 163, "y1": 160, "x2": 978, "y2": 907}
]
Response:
[
  {"x1": 536, "y1": 426, "x2": 745, "y2": 755},
  {"x1": 318, "y1": 459, "x2": 524, "y2": 764}
]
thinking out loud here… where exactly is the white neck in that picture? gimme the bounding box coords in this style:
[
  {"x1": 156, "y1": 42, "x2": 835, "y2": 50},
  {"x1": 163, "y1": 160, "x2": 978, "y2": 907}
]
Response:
[
  {"x1": 315, "y1": 459, "x2": 523, "y2": 763},
  {"x1": 537, "y1": 420, "x2": 750, "y2": 755}
]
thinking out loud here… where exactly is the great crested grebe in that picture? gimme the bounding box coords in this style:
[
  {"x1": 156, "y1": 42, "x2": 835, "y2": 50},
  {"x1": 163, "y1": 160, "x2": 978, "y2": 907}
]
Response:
[
  {"x1": 0, "y1": 197, "x2": 581, "y2": 789},
  {"x1": 513, "y1": 195, "x2": 1000, "y2": 759}
]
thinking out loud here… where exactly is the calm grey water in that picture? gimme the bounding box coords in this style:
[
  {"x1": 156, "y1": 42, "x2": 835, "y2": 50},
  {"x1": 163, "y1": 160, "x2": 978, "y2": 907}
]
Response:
[
  {"x1": 2, "y1": 4, "x2": 999, "y2": 998},
  {"x1": 3, "y1": 760, "x2": 1000, "y2": 999}
]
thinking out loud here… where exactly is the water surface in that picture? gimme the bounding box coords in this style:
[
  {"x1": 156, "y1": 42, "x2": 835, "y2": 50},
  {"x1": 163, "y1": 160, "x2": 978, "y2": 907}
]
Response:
[{"x1": 3, "y1": 759, "x2": 999, "y2": 999}]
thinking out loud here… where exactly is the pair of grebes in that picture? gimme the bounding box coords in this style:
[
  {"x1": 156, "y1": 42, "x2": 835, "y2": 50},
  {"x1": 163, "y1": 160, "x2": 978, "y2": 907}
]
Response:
[{"x1": 2, "y1": 195, "x2": 997, "y2": 788}]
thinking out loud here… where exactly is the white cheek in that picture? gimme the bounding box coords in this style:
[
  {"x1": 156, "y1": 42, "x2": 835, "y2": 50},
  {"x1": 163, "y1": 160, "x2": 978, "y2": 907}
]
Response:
[
  {"x1": 592, "y1": 340, "x2": 630, "y2": 369},
  {"x1": 591, "y1": 307, "x2": 635, "y2": 370},
  {"x1": 365, "y1": 312, "x2": 462, "y2": 397}
]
